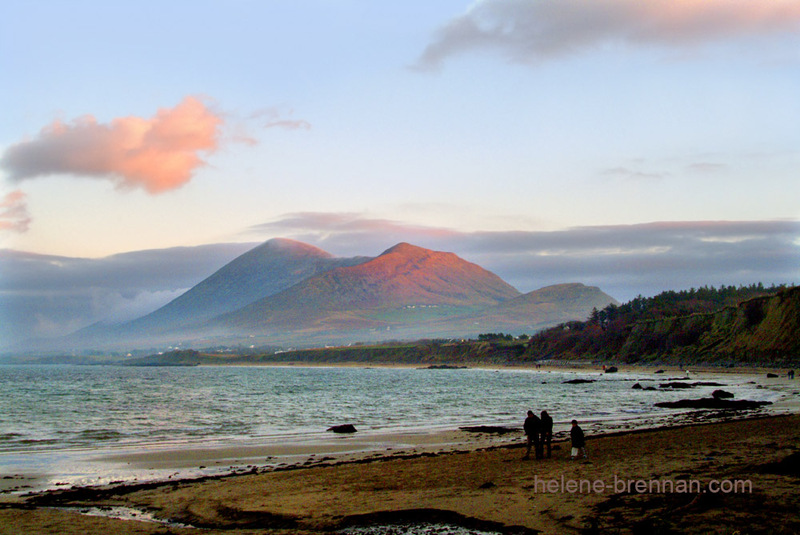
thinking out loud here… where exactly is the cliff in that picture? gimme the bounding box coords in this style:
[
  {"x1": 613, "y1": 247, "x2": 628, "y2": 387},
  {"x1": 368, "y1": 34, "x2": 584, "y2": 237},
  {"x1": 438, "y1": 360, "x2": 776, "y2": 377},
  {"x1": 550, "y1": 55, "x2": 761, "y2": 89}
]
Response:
[{"x1": 617, "y1": 286, "x2": 800, "y2": 365}]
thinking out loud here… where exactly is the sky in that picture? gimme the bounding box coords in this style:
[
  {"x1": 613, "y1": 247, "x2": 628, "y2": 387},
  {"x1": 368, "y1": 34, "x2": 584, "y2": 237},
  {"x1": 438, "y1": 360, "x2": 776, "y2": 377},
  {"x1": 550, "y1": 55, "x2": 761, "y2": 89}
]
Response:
[{"x1": 1, "y1": 0, "x2": 799, "y2": 344}]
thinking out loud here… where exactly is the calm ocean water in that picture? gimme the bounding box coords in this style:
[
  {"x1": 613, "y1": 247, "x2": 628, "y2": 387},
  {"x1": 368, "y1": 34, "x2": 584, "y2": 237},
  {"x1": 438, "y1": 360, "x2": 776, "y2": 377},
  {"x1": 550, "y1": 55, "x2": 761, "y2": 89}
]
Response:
[{"x1": 0, "y1": 364, "x2": 791, "y2": 491}]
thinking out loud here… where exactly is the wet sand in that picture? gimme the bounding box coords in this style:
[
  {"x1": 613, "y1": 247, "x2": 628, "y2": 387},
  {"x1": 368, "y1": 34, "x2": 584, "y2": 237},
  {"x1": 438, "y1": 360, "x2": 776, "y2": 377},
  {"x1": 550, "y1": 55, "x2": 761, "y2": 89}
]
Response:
[{"x1": 2, "y1": 413, "x2": 799, "y2": 535}]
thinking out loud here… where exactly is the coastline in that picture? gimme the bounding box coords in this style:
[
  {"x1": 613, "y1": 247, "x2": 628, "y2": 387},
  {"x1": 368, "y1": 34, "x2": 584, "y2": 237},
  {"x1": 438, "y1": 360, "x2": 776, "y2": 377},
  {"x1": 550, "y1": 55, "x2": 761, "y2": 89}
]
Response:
[
  {"x1": 2, "y1": 412, "x2": 799, "y2": 534},
  {"x1": 1, "y1": 364, "x2": 797, "y2": 499}
]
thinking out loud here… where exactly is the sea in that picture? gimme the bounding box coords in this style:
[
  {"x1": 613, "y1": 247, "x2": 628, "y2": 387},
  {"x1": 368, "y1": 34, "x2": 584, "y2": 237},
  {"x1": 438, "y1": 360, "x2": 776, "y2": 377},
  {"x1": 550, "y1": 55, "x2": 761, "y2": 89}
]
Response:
[{"x1": 0, "y1": 364, "x2": 794, "y2": 495}]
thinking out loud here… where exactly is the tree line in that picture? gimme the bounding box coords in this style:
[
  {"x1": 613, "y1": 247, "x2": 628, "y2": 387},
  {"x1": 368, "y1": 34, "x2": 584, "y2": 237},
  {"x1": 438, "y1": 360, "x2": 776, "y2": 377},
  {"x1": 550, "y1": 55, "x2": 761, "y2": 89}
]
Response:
[
  {"x1": 525, "y1": 283, "x2": 790, "y2": 361},
  {"x1": 587, "y1": 283, "x2": 787, "y2": 328}
]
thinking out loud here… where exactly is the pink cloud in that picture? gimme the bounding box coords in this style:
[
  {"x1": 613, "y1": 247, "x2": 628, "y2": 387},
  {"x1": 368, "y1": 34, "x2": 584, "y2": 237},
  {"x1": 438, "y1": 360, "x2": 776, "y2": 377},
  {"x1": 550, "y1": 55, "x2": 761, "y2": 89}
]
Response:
[
  {"x1": 416, "y1": 0, "x2": 800, "y2": 69},
  {"x1": 0, "y1": 97, "x2": 223, "y2": 193},
  {"x1": 0, "y1": 190, "x2": 31, "y2": 233}
]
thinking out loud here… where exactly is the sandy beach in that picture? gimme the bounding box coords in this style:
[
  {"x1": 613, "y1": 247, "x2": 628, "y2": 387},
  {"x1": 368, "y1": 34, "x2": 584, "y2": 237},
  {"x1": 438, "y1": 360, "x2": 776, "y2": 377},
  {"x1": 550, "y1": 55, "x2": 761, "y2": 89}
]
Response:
[{"x1": 2, "y1": 410, "x2": 799, "y2": 535}]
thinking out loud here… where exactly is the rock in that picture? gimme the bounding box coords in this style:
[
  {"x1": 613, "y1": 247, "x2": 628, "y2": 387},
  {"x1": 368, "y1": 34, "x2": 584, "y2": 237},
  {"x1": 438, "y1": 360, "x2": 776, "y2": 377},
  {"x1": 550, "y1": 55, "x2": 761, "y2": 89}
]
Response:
[
  {"x1": 605, "y1": 366, "x2": 618, "y2": 373},
  {"x1": 712, "y1": 389, "x2": 734, "y2": 399},
  {"x1": 767, "y1": 373, "x2": 779, "y2": 378},
  {"x1": 632, "y1": 383, "x2": 643, "y2": 389},
  {"x1": 660, "y1": 381, "x2": 725, "y2": 389},
  {"x1": 655, "y1": 398, "x2": 771, "y2": 410},
  {"x1": 327, "y1": 424, "x2": 358, "y2": 434},
  {"x1": 660, "y1": 382, "x2": 695, "y2": 389},
  {"x1": 654, "y1": 369, "x2": 665, "y2": 374},
  {"x1": 459, "y1": 426, "x2": 518, "y2": 435},
  {"x1": 563, "y1": 379, "x2": 596, "y2": 384}
]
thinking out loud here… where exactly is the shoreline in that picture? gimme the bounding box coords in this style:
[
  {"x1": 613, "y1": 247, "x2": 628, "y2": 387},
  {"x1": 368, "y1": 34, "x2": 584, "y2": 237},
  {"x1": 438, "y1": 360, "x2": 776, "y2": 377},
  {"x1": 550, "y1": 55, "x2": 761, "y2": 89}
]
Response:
[
  {"x1": 1, "y1": 405, "x2": 792, "y2": 499},
  {"x1": 2, "y1": 412, "x2": 799, "y2": 534},
  {"x1": 1, "y1": 365, "x2": 797, "y2": 499},
  {"x1": 190, "y1": 360, "x2": 794, "y2": 373}
]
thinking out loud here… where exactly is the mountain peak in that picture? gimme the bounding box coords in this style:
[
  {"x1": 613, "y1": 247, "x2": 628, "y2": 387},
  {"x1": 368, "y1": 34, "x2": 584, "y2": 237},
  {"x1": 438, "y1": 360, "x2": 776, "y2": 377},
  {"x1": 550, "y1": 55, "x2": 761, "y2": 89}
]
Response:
[
  {"x1": 257, "y1": 238, "x2": 333, "y2": 258},
  {"x1": 379, "y1": 242, "x2": 431, "y2": 257}
]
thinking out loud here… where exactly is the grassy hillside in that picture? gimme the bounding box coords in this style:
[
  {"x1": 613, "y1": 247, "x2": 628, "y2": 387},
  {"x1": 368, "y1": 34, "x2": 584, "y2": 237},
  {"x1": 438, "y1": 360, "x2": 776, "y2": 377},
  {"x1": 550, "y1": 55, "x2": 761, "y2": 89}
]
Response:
[{"x1": 526, "y1": 285, "x2": 800, "y2": 366}]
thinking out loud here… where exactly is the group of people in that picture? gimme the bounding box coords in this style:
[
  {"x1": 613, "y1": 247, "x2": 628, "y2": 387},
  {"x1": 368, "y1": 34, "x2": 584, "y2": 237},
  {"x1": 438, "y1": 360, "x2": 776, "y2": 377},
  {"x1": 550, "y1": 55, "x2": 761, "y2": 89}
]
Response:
[{"x1": 523, "y1": 410, "x2": 587, "y2": 461}]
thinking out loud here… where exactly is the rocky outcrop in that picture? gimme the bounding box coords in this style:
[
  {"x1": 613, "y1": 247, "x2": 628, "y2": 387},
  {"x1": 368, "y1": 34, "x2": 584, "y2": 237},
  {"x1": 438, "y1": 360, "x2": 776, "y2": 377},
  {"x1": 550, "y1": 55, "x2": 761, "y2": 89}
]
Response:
[{"x1": 563, "y1": 379, "x2": 596, "y2": 384}]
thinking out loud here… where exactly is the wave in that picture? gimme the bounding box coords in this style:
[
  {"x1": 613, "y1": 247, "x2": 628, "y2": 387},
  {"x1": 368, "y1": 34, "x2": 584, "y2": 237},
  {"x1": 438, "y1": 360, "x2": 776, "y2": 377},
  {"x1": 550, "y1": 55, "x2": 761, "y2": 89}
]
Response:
[{"x1": 75, "y1": 429, "x2": 126, "y2": 441}]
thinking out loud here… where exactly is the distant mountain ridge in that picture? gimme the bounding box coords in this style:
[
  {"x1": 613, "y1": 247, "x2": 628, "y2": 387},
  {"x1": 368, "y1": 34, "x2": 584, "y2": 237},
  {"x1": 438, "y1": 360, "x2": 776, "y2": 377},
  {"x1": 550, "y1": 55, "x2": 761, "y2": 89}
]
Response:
[{"x1": 64, "y1": 239, "x2": 618, "y2": 350}]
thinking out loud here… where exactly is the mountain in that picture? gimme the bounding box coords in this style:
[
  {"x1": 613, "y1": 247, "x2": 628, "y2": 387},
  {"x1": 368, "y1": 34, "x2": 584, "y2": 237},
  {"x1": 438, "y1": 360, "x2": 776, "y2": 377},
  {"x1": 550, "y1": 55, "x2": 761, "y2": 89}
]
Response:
[
  {"x1": 473, "y1": 283, "x2": 620, "y2": 331},
  {"x1": 209, "y1": 242, "x2": 522, "y2": 335},
  {"x1": 47, "y1": 239, "x2": 618, "y2": 351},
  {"x1": 121, "y1": 238, "x2": 368, "y2": 334}
]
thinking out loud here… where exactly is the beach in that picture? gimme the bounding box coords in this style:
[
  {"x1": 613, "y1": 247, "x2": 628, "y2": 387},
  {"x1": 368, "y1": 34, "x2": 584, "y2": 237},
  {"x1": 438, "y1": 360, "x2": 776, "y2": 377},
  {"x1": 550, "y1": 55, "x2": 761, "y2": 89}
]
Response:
[
  {"x1": 1, "y1": 364, "x2": 797, "y2": 534},
  {"x1": 1, "y1": 364, "x2": 796, "y2": 497},
  {"x1": 1, "y1": 411, "x2": 799, "y2": 535}
]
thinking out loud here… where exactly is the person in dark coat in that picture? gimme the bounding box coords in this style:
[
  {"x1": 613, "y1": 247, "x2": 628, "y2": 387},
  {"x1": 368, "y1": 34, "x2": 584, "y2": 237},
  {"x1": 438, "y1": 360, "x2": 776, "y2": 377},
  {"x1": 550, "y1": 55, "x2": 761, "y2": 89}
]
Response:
[
  {"x1": 522, "y1": 410, "x2": 542, "y2": 460},
  {"x1": 570, "y1": 419, "x2": 587, "y2": 460},
  {"x1": 540, "y1": 410, "x2": 553, "y2": 458}
]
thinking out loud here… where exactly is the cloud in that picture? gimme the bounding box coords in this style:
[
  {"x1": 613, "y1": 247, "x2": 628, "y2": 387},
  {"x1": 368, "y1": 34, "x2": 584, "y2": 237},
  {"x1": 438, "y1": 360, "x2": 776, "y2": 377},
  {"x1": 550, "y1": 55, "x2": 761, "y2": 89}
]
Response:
[
  {"x1": 251, "y1": 107, "x2": 311, "y2": 131},
  {"x1": 265, "y1": 119, "x2": 312, "y2": 131},
  {"x1": 223, "y1": 107, "x2": 311, "y2": 147},
  {"x1": 0, "y1": 242, "x2": 255, "y2": 343},
  {"x1": 245, "y1": 212, "x2": 458, "y2": 255},
  {"x1": 0, "y1": 190, "x2": 31, "y2": 233},
  {"x1": 416, "y1": 0, "x2": 800, "y2": 70},
  {"x1": 602, "y1": 166, "x2": 666, "y2": 181},
  {"x1": 0, "y1": 96, "x2": 223, "y2": 193},
  {"x1": 248, "y1": 212, "x2": 800, "y2": 301},
  {"x1": 686, "y1": 162, "x2": 727, "y2": 174}
]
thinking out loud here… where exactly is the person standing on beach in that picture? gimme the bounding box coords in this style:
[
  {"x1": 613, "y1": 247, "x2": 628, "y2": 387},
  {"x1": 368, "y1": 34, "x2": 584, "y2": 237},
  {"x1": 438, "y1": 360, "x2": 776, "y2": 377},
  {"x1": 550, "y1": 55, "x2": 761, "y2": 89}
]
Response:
[
  {"x1": 570, "y1": 419, "x2": 587, "y2": 460},
  {"x1": 522, "y1": 410, "x2": 542, "y2": 460},
  {"x1": 541, "y1": 410, "x2": 553, "y2": 458}
]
